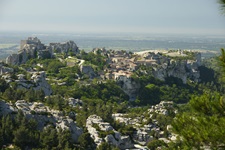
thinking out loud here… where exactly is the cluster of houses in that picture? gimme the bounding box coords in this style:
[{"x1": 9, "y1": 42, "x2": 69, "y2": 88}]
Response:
[
  {"x1": 93, "y1": 48, "x2": 166, "y2": 81},
  {"x1": 93, "y1": 47, "x2": 201, "y2": 84}
]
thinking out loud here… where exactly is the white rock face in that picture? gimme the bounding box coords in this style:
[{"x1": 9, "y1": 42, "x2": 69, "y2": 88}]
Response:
[
  {"x1": 152, "y1": 59, "x2": 200, "y2": 84},
  {"x1": 0, "y1": 100, "x2": 15, "y2": 115},
  {"x1": 117, "y1": 76, "x2": 140, "y2": 100},
  {"x1": 113, "y1": 113, "x2": 157, "y2": 145},
  {"x1": 31, "y1": 71, "x2": 52, "y2": 96},
  {"x1": 112, "y1": 101, "x2": 177, "y2": 145},
  {"x1": 133, "y1": 129, "x2": 153, "y2": 144},
  {"x1": 138, "y1": 51, "x2": 201, "y2": 84},
  {"x1": 20, "y1": 37, "x2": 45, "y2": 50},
  {"x1": 6, "y1": 54, "x2": 19, "y2": 65},
  {"x1": 148, "y1": 101, "x2": 175, "y2": 115},
  {"x1": 68, "y1": 97, "x2": 83, "y2": 107},
  {"x1": 6, "y1": 37, "x2": 48, "y2": 65},
  {"x1": 56, "y1": 118, "x2": 83, "y2": 142},
  {"x1": 16, "y1": 71, "x2": 52, "y2": 96},
  {"x1": 49, "y1": 40, "x2": 79, "y2": 54},
  {"x1": 112, "y1": 113, "x2": 131, "y2": 125},
  {"x1": 6, "y1": 37, "x2": 79, "y2": 65},
  {"x1": 86, "y1": 115, "x2": 133, "y2": 149},
  {"x1": 1, "y1": 100, "x2": 83, "y2": 142},
  {"x1": 0, "y1": 64, "x2": 13, "y2": 75},
  {"x1": 80, "y1": 65, "x2": 95, "y2": 79},
  {"x1": 19, "y1": 50, "x2": 28, "y2": 64}
]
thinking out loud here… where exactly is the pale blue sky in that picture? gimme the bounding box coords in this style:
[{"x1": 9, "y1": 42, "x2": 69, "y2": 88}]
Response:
[{"x1": 0, "y1": 0, "x2": 225, "y2": 35}]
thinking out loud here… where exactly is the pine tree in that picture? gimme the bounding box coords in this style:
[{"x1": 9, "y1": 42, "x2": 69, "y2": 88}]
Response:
[{"x1": 78, "y1": 132, "x2": 96, "y2": 150}]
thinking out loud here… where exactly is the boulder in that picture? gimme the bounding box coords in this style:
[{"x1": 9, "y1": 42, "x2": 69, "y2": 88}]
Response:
[
  {"x1": 0, "y1": 100, "x2": 15, "y2": 115},
  {"x1": 133, "y1": 129, "x2": 153, "y2": 144},
  {"x1": 120, "y1": 136, "x2": 133, "y2": 149},
  {"x1": 105, "y1": 134, "x2": 118, "y2": 146},
  {"x1": 148, "y1": 101, "x2": 175, "y2": 116},
  {"x1": 31, "y1": 71, "x2": 52, "y2": 96},
  {"x1": 80, "y1": 65, "x2": 95, "y2": 79},
  {"x1": 68, "y1": 98, "x2": 83, "y2": 107},
  {"x1": 56, "y1": 118, "x2": 83, "y2": 142},
  {"x1": 86, "y1": 115, "x2": 133, "y2": 149},
  {"x1": 0, "y1": 64, "x2": 14, "y2": 75}
]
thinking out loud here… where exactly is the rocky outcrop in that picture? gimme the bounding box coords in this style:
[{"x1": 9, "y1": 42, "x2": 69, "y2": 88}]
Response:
[
  {"x1": 112, "y1": 101, "x2": 177, "y2": 145},
  {"x1": 80, "y1": 65, "x2": 96, "y2": 79},
  {"x1": 0, "y1": 100, "x2": 15, "y2": 116},
  {"x1": 116, "y1": 76, "x2": 140, "y2": 100},
  {"x1": 133, "y1": 129, "x2": 154, "y2": 144},
  {"x1": 16, "y1": 71, "x2": 52, "y2": 96},
  {"x1": 86, "y1": 115, "x2": 133, "y2": 149},
  {"x1": 68, "y1": 97, "x2": 83, "y2": 107},
  {"x1": 6, "y1": 54, "x2": 19, "y2": 65},
  {"x1": 6, "y1": 37, "x2": 79, "y2": 65},
  {"x1": 56, "y1": 118, "x2": 83, "y2": 142},
  {"x1": 0, "y1": 63, "x2": 13, "y2": 75},
  {"x1": 152, "y1": 58, "x2": 200, "y2": 84},
  {"x1": 1, "y1": 100, "x2": 83, "y2": 142},
  {"x1": 92, "y1": 47, "x2": 108, "y2": 57},
  {"x1": 20, "y1": 37, "x2": 45, "y2": 50},
  {"x1": 148, "y1": 101, "x2": 176, "y2": 115},
  {"x1": 31, "y1": 71, "x2": 52, "y2": 96},
  {"x1": 49, "y1": 40, "x2": 79, "y2": 55},
  {"x1": 6, "y1": 37, "x2": 47, "y2": 65},
  {"x1": 137, "y1": 51, "x2": 201, "y2": 84}
]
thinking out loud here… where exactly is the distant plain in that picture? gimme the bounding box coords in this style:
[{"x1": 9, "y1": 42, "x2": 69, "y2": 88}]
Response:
[{"x1": 1, "y1": 32, "x2": 225, "y2": 60}]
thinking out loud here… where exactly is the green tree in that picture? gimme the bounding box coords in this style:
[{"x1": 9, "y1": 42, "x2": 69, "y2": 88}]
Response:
[
  {"x1": 219, "y1": 0, "x2": 225, "y2": 13},
  {"x1": 139, "y1": 84, "x2": 160, "y2": 105},
  {"x1": 97, "y1": 142, "x2": 116, "y2": 150},
  {"x1": 172, "y1": 92, "x2": 225, "y2": 148},
  {"x1": 147, "y1": 139, "x2": 166, "y2": 150},
  {"x1": 57, "y1": 129, "x2": 72, "y2": 149},
  {"x1": 40, "y1": 126, "x2": 58, "y2": 149},
  {"x1": 78, "y1": 132, "x2": 96, "y2": 150},
  {"x1": 3, "y1": 88, "x2": 15, "y2": 101},
  {"x1": 1, "y1": 115, "x2": 14, "y2": 144},
  {"x1": 0, "y1": 78, "x2": 9, "y2": 93},
  {"x1": 0, "y1": 129, "x2": 3, "y2": 149},
  {"x1": 13, "y1": 125, "x2": 39, "y2": 149},
  {"x1": 24, "y1": 89, "x2": 35, "y2": 102}
]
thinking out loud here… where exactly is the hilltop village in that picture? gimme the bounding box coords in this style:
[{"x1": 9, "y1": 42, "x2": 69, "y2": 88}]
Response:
[
  {"x1": 0, "y1": 37, "x2": 214, "y2": 150},
  {"x1": 4, "y1": 37, "x2": 201, "y2": 100}
]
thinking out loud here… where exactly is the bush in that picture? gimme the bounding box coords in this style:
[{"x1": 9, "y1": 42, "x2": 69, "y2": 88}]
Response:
[{"x1": 147, "y1": 139, "x2": 166, "y2": 150}]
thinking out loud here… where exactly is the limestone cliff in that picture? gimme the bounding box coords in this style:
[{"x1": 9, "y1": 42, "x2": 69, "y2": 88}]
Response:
[
  {"x1": 152, "y1": 59, "x2": 200, "y2": 84},
  {"x1": 6, "y1": 37, "x2": 79, "y2": 65},
  {"x1": 138, "y1": 51, "x2": 201, "y2": 84}
]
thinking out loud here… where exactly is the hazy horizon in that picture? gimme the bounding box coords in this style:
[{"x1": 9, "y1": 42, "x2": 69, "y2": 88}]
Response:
[{"x1": 0, "y1": 0, "x2": 225, "y2": 35}]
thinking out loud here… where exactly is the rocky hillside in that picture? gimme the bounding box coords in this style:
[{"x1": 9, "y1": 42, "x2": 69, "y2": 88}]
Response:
[{"x1": 0, "y1": 37, "x2": 221, "y2": 149}]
